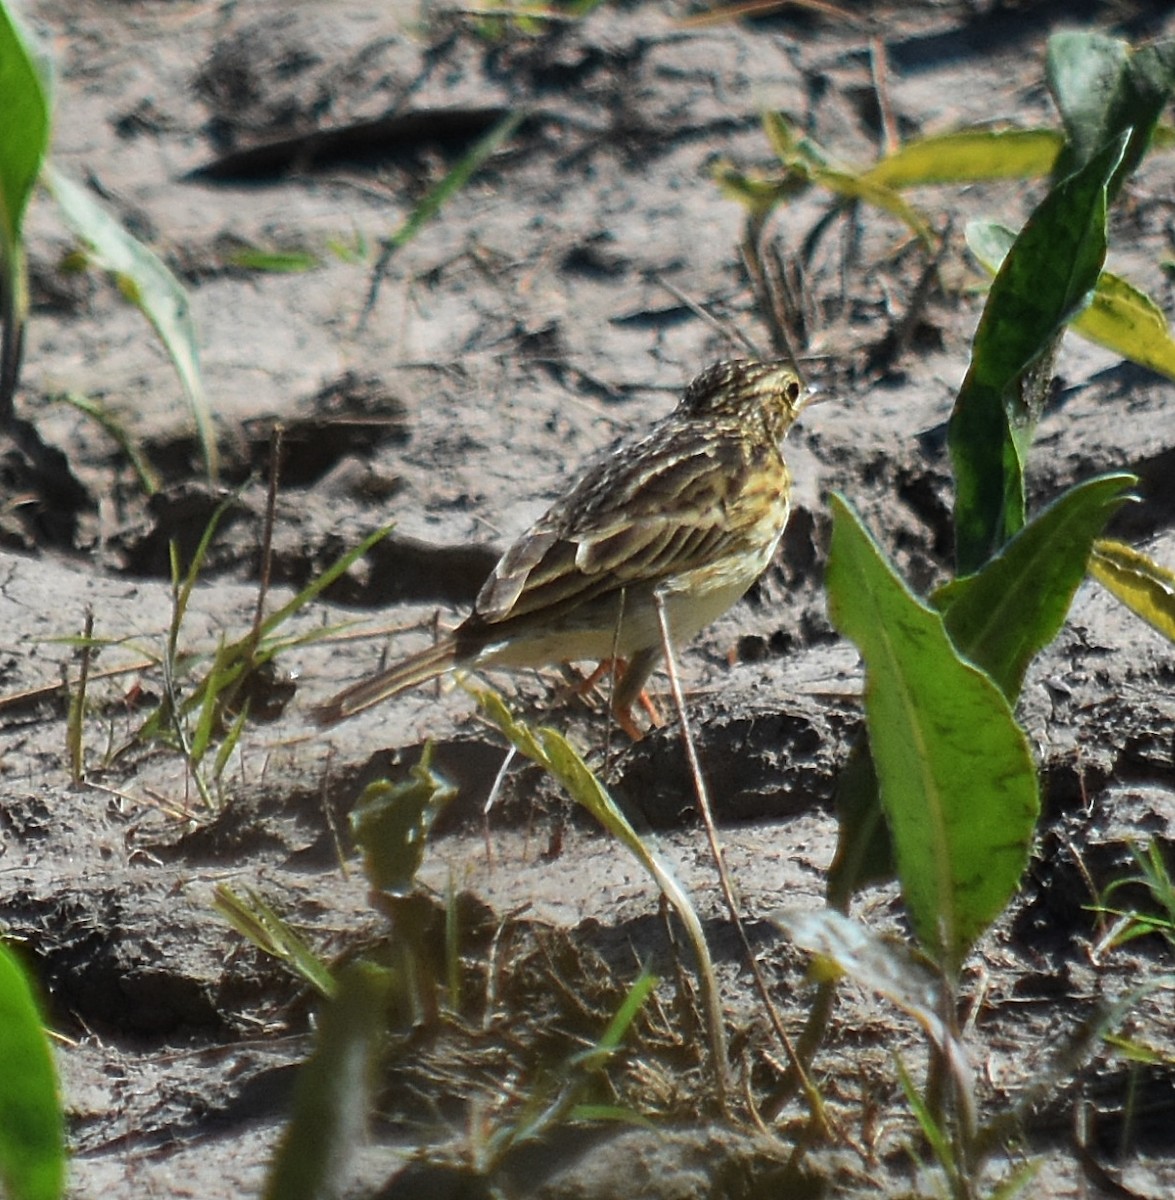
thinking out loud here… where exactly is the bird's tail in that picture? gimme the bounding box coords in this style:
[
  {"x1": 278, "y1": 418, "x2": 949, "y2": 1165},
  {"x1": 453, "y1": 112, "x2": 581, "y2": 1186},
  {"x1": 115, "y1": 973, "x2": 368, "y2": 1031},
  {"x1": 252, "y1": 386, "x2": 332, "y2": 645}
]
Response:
[{"x1": 312, "y1": 637, "x2": 462, "y2": 726}]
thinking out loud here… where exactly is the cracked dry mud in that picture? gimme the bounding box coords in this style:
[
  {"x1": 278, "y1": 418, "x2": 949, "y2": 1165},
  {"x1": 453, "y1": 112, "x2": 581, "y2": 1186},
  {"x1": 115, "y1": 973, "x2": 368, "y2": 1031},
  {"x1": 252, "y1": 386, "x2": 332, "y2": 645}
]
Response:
[{"x1": 2, "y1": 1, "x2": 1175, "y2": 1197}]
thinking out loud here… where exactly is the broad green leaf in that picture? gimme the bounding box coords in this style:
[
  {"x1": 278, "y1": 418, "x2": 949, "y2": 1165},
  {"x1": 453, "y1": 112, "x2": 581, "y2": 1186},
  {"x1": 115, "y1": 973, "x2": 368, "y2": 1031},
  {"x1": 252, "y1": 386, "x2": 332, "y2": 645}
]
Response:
[
  {"x1": 826, "y1": 496, "x2": 1039, "y2": 976},
  {"x1": 0, "y1": 944, "x2": 64, "y2": 1200},
  {"x1": 43, "y1": 166, "x2": 215, "y2": 480},
  {"x1": 1048, "y1": 31, "x2": 1175, "y2": 198},
  {"x1": 1089, "y1": 538, "x2": 1175, "y2": 643},
  {"x1": 1048, "y1": 31, "x2": 1131, "y2": 179},
  {"x1": 967, "y1": 221, "x2": 1175, "y2": 382},
  {"x1": 864, "y1": 129, "x2": 1063, "y2": 188},
  {"x1": 936, "y1": 474, "x2": 1136, "y2": 699},
  {"x1": 350, "y1": 744, "x2": 457, "y2": 897},
  {"x1": 1073, "y1": 272, "x2": 1175, "y2": 382},
  {"x1": 950, "y1": 134, "x2": 1125, "y2": 574},
  {"x1": 263, "y1": 962, "x2": 390, "y2": 1200},
  {"x1": 827, "y1": 476, "x2": 1132, "y2": 907}
]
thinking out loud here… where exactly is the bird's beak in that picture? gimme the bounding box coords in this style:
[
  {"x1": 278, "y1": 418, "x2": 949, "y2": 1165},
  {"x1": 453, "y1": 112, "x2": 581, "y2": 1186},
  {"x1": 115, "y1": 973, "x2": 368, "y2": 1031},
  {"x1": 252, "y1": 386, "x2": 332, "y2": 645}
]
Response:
[{"x1": 797, "y1": 381, "x2": 825, "y2": 414}]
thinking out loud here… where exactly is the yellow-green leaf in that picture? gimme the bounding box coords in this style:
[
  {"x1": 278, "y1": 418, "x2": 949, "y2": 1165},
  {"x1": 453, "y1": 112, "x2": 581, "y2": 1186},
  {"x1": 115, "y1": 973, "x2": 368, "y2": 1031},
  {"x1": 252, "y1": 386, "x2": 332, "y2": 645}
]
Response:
[
  {"x1": 864, "y1": 129, "x2": 1063, "y2": 189},
  {"x1": 1071, "y1": 271, "x2": 1175, "y2": 381},
  {"x1": 1089, "y1": 539, "x2": 1175, "y2": 642}
]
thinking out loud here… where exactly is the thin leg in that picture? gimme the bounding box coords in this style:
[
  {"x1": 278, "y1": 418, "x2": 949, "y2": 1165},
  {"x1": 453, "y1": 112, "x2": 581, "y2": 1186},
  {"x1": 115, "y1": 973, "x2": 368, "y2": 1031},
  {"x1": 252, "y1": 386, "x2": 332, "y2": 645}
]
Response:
[{"x1": 613, "y1": 646, "x2": 662, "y2": 740}]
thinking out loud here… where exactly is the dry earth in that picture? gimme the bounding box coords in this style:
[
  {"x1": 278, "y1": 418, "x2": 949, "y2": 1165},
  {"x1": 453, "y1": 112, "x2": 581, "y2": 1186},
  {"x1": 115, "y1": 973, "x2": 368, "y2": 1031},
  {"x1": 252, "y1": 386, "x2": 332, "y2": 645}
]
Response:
[{"x1": 2, "y1": 0, "x2": 1175, "y2": 1196}]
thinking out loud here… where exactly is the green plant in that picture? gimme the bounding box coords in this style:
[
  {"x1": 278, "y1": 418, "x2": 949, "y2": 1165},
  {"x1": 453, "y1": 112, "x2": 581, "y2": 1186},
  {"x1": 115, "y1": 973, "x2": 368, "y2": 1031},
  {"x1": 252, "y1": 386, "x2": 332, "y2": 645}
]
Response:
[
  {"x1": 230, "y1": 738, "x2": 663, "y2": 1197},
  {"x1": 0, "y1": 1, "x2": 213, "y2": 479},
  {"x1": 769, "y1": 28, "x2": 1175, "y2": 1200}
]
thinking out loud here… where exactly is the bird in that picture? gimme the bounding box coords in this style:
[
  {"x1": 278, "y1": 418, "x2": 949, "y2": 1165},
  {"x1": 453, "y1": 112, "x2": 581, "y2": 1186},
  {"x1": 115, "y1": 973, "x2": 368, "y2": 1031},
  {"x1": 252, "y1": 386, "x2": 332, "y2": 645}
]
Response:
[{"x1": 312, "y1": 359, "x2": 811, "y2": 737}]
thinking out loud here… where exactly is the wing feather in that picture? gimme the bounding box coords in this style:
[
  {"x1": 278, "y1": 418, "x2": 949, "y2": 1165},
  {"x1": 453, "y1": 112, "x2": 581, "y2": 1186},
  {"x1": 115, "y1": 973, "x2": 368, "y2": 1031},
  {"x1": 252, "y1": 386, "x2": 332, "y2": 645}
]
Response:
[{"x1": 468, "y1": 417, "x2": 772, "y2": 631}]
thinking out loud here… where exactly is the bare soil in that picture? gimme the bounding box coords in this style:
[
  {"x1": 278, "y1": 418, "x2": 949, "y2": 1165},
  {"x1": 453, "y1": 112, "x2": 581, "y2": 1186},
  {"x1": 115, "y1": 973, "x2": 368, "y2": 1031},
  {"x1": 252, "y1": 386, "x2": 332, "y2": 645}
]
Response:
[{"x1": 3, "y1": 1, "x2": 1175, "y2": 1196}]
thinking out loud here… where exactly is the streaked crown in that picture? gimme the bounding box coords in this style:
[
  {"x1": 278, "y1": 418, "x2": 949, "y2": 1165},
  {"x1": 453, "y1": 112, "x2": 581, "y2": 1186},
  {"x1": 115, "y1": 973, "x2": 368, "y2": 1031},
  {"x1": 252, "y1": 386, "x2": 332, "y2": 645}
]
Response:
[{"x1": 679, "y1": 360, "x2": 806, "y2": 443}]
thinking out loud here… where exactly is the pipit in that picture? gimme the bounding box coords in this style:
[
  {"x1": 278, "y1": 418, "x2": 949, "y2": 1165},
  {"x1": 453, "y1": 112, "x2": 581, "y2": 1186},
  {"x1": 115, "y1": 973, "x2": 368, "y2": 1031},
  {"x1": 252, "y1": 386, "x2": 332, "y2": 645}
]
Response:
[{"x1": 313, "y1": 359, "x2": 811, "y2": 736}]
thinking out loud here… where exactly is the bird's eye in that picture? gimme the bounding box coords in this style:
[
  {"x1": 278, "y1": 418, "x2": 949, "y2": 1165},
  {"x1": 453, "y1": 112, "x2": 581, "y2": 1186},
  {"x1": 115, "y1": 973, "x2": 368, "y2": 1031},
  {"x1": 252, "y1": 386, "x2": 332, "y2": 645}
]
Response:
[{"x1": 785, "y1": 378, "x2": 801, "y2": 402}]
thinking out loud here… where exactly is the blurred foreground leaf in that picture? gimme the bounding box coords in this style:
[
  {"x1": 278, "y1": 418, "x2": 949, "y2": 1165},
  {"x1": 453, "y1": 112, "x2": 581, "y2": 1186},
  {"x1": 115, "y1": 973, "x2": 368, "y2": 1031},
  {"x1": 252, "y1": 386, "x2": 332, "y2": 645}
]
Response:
[
  {"x1": 0, "y1": 944, "x2": 64, "y2": 1200},
  {"x1": 263, "y1": 962, "x2": 390, "y2": 1200},
  {"x1": 0, "y1": 2, "x2": 50, "y2": 417},
  {"x1": 351, "y1": 744, "x2": 457, "y2": 897}
]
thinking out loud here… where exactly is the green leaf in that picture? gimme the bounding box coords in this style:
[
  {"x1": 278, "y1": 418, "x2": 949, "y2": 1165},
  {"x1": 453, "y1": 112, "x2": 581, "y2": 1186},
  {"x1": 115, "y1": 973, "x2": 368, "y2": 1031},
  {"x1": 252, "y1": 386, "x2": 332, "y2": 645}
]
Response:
[
  {"x1": 1089, "y1": 538, "x2": 1175, "y2": 643},
  {"x1": 936, "y1": 474, "x2": 1136, "y2": 699},
  {"x1": 811, "y1": 166, "x2": 933, "y2": 244},
  {"x1": 1048, "y1": 31, "x2": 1175, "y2": 198},
  {"x1": 760, "y1": 112, "x2": 933, "y2": 243},
  {"x1": 0, "y1": 2, "x2": 51, "y2": 417},
  {"x1": 826, "y1": 496, "x2": 1039, "y2": 976},
  {"x1": 350, "y1": 744, "x2": 457, "y2": 897},
  {"x1": 864, "y1": 129, "x2": 1063, "y2": 188},
  {"x1": 43, "y1": 166, "x2": 216, "y2": 480},
  {"x1": 0, "y1": 3, "x2": 49, "y2": 249},
  {"x1": 967, "y1": 221, "x2": 1175, "y2": 382},
  {"x1": 0, "y1": 944, "x2": 64, "y2": 1200},
  {"x1": 213, "y1": 885, "x2": 336, "y2": 999},
  {"x1": 226, "y1": 246, "x2": 319, "y2": 273},
  {"x1": 949, "y1": 133, "x2": 1125, "y2": 573},
  {"x1": 263, "y1": 961, "x2": 390, "y2": 1200}
]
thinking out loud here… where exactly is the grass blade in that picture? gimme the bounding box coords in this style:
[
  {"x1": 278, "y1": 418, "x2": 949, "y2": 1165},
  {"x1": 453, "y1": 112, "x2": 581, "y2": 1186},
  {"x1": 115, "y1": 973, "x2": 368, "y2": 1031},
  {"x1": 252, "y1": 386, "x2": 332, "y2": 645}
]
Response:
[{"x1": 44, "y1": 165, "x2": 215, "y2": 481}]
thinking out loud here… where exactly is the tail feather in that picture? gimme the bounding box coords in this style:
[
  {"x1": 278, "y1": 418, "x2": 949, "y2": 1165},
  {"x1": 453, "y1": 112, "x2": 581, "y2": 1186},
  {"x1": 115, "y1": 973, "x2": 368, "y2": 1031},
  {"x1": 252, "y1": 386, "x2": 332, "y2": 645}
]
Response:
[{"x1": 312, "y1": 637, "x2": 463, "y2": 725}]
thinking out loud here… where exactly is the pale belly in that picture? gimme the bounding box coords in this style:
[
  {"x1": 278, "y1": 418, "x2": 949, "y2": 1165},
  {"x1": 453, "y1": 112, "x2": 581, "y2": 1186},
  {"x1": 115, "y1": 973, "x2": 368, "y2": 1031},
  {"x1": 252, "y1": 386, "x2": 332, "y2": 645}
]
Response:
[{"x1": 474, "y1": 529, "x2": 784, "y2": 671}]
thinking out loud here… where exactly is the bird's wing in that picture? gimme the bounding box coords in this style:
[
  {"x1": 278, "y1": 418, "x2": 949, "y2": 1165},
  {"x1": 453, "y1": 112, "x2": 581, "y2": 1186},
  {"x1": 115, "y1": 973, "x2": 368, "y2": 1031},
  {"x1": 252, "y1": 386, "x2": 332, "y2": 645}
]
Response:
[{"x1": 473, "y1": 433, "x2": 757, "y2": 626}]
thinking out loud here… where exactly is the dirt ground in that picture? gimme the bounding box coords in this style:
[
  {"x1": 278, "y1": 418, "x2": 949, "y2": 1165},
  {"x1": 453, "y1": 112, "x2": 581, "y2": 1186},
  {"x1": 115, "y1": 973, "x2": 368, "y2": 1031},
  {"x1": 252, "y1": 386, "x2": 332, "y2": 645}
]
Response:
[{"x1": 3, "y1": 0, "x2": 1175, "y2": 1196}]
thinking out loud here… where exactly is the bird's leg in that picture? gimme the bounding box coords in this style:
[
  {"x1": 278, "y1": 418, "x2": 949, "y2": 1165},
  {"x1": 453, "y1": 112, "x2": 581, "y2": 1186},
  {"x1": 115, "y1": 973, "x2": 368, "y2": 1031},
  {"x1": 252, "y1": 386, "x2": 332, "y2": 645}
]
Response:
[
  {"x1": 562, "y1": 653, "x2": 663, "y2": 738},
  {"x1": 613, "y1": 646, "x2": 663, "y2": 740}
]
